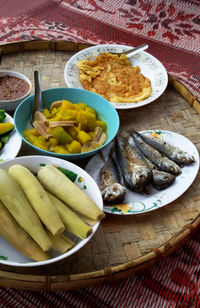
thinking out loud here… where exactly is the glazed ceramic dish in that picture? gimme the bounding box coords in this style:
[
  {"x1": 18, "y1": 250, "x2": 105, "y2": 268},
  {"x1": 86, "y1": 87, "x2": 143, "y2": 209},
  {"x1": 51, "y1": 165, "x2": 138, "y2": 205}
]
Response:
[
  {"x1": 85, "y1": 130, "x2": 199, "y2": 215},
  {"x1": 64, "y1": 44, "x2": 168, "y2": 109},
  {"x1": 0, "y1": 155, "x2": 103, "y2": 267},
  {"x1": 0, "y1": 71, "x2": 32, "y2": 112},
  {"x1": 14, "y1": 87, "x2": 119, "y2": 161}
]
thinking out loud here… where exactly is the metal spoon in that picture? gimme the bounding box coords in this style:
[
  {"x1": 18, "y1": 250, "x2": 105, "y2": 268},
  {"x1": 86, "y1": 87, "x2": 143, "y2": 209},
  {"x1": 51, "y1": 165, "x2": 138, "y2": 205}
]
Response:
[
  {"x1": 31, "y1": 70, "x2": 43, "y2": 125},
  {"x1": 111, "y1": 43, "x2": 148, "y2": 58}
]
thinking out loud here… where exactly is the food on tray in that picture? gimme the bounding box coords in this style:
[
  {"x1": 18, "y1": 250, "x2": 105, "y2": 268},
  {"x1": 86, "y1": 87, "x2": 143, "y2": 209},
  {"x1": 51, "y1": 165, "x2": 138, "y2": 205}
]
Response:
[
  {"x1": 8, "y1": 164, "x2": 65, "y2": 236},
  {"x1": 23, "y1": 100, "x2": 107, "y2": 154},
  {"x1": 0, "y1": 200, "x2": 50, "y2": 262},
  {"x1": 142, "y1": 155, "x2": 176, "y2": 190},
  {"x1": 135, "y1": 132, "x2": 195, "y2": 166},
  {"x1": 100, "y1": 147, "x2": 126, "y2": 204},
  {"x1": 0, "y1": 121, "x2": 14, "y2": 135},
  {"x1": 0, "y1": 109, "x2": 15, "y2": 151},
  {"x1": 0, "y1": 75, "x2": 30, "y2": 100},
  {"x1": 0, "y1": 168, "x2": 52, "y2": 252},
  {"x1": 77, "y1": 52, "x2": 152, "y2": 103},
  {"x1": 115, "y1": 134, "x2": 152, "y2": 193},
  {"x1": 131, "y1": 132, "x2": 182, "y2": 176},
  {"x1": 38, "y1": 165, "x2": 105, "y2": 221},
  {"x1": 47, "y1": 192, "x2": 93, "y2": 239},
  {"x1": 100, "y1": 130, "x2": 195, "y2": 204},
  {"x1": 0, "y1": 164, "x2": 104, "y2": 261},
  {"x1": 46, "y1": 231, "x2": 75, "y2": 254},
  {"x1": 0, "y1": 109, "x2": 6, "y2": 122}
]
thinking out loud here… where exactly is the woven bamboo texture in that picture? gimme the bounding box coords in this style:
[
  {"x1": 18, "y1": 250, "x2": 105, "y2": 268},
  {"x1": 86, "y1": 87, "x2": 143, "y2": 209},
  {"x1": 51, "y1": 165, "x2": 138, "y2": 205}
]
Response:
[{"x1": 0, "y1": 41, "x2": 199, "y2": 291}]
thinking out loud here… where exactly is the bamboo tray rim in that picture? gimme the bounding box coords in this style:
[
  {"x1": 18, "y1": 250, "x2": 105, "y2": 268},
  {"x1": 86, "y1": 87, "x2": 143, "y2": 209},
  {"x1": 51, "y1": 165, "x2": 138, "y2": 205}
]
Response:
[
  {"x1": 1, "y1": 214, "x2": 199, "y2": 291},
  {"x1": 0, "y1": 39, "x2": 200, "y2": 291}
]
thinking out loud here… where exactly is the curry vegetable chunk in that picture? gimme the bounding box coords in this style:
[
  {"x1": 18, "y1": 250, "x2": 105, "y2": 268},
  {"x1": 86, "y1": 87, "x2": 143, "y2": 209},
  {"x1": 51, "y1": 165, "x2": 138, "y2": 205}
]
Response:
[{"x1": 23, "y1": 100, "x2": 107, "y2": 154}]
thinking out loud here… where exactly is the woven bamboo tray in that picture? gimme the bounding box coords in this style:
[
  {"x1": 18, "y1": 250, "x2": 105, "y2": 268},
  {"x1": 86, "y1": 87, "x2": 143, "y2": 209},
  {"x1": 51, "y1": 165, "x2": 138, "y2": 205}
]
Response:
[{"x1": 0, "y1": 40, "x2": 200, "y2": 291}]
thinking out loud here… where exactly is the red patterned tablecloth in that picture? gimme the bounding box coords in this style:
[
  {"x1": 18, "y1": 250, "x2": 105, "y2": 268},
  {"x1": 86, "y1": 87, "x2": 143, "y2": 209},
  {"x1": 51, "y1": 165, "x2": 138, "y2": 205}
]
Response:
[
  {"x1": 0, "y1": 1, "x2": 200, "y2": 307},
  {"x1": 0, "y1": 0, "x2": 200, "y2": 100}
]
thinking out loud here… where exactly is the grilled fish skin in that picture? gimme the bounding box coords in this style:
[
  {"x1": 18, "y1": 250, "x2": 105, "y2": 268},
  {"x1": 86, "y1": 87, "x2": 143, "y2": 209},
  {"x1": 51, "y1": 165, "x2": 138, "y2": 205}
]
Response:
[
  {"x1": 132, "y1": 139, "x2": 176, "y2": 190},
  {"x1": 115, "y1": 136, "x2": 134, "y2": 191},
  {"x1": 137, "y1": 132, "x2": 195, "y2": 166},
  {"x1": 111, "y1": 149, "x2": 125, "y2": 187},
  {"x1": 142, "y1": 156, "x2": 176, "y2": 190},
  {"x1": 131, "y1": 132, "x2": 182, "y2": 176},
  {"x1": 115, "y1": 135, "x2": 152, "y2": 193},
  {"x1": 100, "y1": 151, "x2": 126, "y2": 204},
  {"x1": 151, "y1": 169, "x2": 176, "y2": 190}
]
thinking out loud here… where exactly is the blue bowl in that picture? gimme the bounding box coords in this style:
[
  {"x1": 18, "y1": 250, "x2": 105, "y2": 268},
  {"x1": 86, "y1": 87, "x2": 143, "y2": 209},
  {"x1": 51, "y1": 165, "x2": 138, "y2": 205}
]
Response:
[{"x1": 14, "y1": 88, "x2": 120, "y2": 160}]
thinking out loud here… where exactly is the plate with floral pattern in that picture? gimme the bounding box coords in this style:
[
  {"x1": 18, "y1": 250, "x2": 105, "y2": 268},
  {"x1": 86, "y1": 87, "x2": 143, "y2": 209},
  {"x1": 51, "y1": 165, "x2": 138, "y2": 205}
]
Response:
[
  {"x1": 85, "y1": 130, "x2": 199, "y2": 215},
  {"x1": 0, "y1": 155, "x2": 103, "y2": 267},
  {"x1": 64, "y1": 44, "x2": 168, "y2": 109}
]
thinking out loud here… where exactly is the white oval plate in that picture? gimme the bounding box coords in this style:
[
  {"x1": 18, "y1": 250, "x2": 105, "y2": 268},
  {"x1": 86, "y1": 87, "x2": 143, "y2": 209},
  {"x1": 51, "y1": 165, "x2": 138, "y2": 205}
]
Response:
[
  {"x1": 64, "y1": 44, "x2": 168, "y2": 109},
  {"x1": 85, "y1": 130, "x2": 199, "y2": 215},
  {"x1": 0, "y1": 113, "x2": 22, "y2": 161},
  {"x1": 0, "y1": 155, "x2": 103, "y2": 267}
]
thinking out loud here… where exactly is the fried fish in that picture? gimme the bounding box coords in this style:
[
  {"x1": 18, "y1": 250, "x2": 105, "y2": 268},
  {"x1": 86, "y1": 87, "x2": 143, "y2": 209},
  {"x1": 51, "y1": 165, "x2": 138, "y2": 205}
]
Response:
[
  {"x1": 142, "y1": 155, "x2": 176, "y2": 190},
  {"x1": 138, "y1": 132, "x2": 195, "y2": 166},
  {"x1": 100, "y1": 148, "x2": 126, "y2": 204},
  {"x1": 131, "y1": 132, "x2": 182, "y2": 176},
  {"x1": 115, "y1": 135, "x2": 152, "y2": 193}
]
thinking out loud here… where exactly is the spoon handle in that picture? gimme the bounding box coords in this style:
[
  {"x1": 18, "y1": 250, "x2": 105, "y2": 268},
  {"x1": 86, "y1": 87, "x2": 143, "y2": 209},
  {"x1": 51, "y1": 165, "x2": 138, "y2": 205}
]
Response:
[
  {"x1": 125, "y1": 43, "x2": 148, "y2": 58},
  {"x1": 33, "y1": 70, "x2": 43, "y2": 113}
]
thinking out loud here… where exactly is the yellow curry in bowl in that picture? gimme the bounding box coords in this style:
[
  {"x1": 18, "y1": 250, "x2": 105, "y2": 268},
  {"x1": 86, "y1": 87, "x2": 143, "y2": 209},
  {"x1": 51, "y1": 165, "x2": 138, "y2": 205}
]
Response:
[{"x1": 24, "y1": 100, "x2": 107, "y2": 154}]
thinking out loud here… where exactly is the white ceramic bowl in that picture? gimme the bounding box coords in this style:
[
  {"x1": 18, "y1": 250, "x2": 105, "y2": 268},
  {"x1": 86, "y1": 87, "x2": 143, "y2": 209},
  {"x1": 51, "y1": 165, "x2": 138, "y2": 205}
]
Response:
[
  {"x1": 0, "y1": 71, "x2": 32, "y2": 112},
  {"x1": 0, "y1": 155, "x2": 103, "y2": 267}
]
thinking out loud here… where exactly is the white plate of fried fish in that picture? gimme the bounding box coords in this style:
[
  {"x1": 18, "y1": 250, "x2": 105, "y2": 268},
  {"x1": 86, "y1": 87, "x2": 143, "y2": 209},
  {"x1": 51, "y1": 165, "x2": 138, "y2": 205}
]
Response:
[
  {"x1": 64, "y1": 44, "x2": 168, "y2": 109},
  {"x1": 85, "y1": 130, "x2": 199, "y2": 215}
]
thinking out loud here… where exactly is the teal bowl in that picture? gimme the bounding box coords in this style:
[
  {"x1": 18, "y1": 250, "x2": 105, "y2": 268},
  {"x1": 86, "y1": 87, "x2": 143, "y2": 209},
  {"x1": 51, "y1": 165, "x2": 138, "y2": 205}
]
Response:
[{"x1": 14, "y1": 88, "x2": 120, "y2": 160}]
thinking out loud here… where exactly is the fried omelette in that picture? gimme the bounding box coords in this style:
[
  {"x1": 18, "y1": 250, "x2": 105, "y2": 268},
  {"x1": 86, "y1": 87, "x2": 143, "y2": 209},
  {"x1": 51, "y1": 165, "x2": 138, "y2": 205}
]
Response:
[{"x1": 77, "y1": 52, "x2": 152, "y2": 103}]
